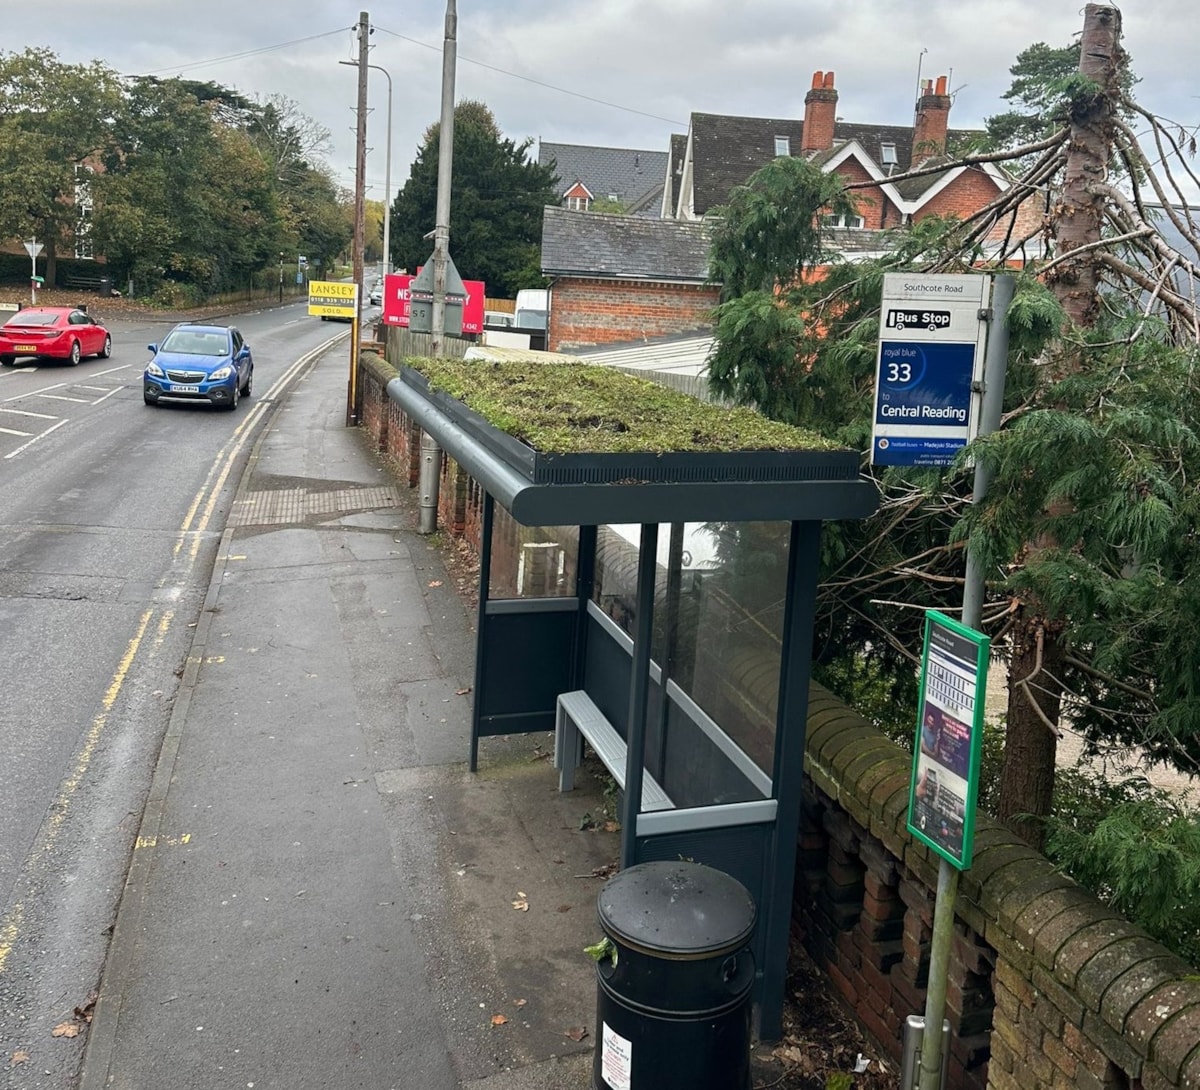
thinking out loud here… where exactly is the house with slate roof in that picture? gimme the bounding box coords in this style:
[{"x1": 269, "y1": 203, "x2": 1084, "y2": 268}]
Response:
[
  {"x1": 538, "y1": 142, "x2": 669, "y2": 219},
  {"x1": 540, "y1": 207, "x2": 717, "y2": 351},
  {"x1": 666, "y1": 71, "x2": 1045, "y2": 261}
]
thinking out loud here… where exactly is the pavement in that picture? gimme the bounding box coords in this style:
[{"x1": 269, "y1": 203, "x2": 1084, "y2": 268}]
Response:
[{"x1": 77, "y1": 343, "x2": 622, "y2": 1089}]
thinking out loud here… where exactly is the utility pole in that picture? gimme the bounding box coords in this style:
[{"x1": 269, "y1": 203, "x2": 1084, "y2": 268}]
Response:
[
  {"x1": 347, "y1": 9, "x2": 370, "y2": 427},
  {"x1": 418, "y1": 0, "x2": 457, "y2": 534}
]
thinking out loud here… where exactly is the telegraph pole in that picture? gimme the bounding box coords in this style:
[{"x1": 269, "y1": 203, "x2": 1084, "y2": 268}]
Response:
[{"x1": 347, "y1": 9, "x2": 370, "y2": 426}]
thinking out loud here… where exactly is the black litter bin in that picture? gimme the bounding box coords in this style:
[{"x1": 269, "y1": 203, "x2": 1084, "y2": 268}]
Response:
[
  {"x1": 592, "y1": 860, "x2": 756, "y2": 1090},
  {"x1": 97, "y1": 277, "x2": 113, "y2": 297}
]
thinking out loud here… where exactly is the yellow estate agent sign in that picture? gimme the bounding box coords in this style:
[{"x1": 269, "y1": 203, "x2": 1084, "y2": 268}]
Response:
[{"x1": 308, "y1": 280, "x2": 359, "y2": 318}]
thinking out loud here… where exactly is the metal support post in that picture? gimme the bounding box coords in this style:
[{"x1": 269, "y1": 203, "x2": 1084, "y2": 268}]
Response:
[{"x1": 419, "y1": 0, "x2": 457, "y2": 532}]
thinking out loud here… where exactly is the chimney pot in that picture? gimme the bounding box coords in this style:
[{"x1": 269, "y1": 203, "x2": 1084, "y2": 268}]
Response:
[
  {"x1": 802, "y1": 69, "x2": 839, "y2": 152},
  {"x1": 913, "y1": 73, "x2": 952, "y2": 160}
]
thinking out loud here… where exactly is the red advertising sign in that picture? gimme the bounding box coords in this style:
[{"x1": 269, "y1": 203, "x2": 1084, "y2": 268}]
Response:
[{"x1": 381, "y1": 272, "x2": 486, "y2": 334}]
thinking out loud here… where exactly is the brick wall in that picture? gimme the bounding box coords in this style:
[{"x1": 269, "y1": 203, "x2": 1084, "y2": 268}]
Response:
[
  {"x1": 548, "y1": 276, "x2": 719, "y2": 351},
  {"x1": 357, "y1": 352, "x2": 1200, "y2": 1090}
]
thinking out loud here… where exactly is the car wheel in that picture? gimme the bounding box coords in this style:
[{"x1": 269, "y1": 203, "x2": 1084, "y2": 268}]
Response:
[
  {"x1": 68, "y1": 340, "x2": 81, "y2": 366},
  {"x1": 99, "y1": 334, "x2": 112, "y2": 359},
  {"x1": 144, "y1": 392, "x2": 156, "y2": 406},
  {"x1": 241, "y1": 369, "x2": 252, "y2": 397},
  {"x1": 0, "y1": 355, "x2": 13, "y2": 367},
  {"x1": 226, "y1": 382, "x2": 240, "y2": 411}
]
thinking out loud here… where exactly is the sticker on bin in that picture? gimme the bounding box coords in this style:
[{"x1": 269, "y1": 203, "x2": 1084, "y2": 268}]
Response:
[{"x1": 601, "y1": 1022, "x2": 632, "y2": 1090}]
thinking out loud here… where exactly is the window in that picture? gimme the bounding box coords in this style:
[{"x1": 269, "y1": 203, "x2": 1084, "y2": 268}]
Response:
[
  {"x1": 566, "y1": 194, "x2": 590, "y2": 212},
  {"x1": 880, "y1": 142, "x2": 898, "y2": 166},
  {"x1": 822, "y1": 210, "x2": 866, "y2": 230},
  {"x1": 774, "y1": 135, "x2": 790, "y2": 157},
  {"x1": 74, "y1": 164, "x2": 94, "y2": 259}
]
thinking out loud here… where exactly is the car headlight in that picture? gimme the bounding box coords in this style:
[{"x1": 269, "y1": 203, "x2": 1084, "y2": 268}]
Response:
[
  {"x1": 209, "y1": 364, "x2": 234, "y2": 381},
  {"x1": 146, "y1": 361, "x2": 165, "y2": 377}
]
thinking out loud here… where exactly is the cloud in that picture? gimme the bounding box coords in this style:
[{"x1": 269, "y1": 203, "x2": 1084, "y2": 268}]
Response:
[{"x1": 2, "y1": 1, "x2": 1195, "y2": 202}]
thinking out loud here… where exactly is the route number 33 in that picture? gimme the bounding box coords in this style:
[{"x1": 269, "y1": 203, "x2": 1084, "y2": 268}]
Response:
[{"x1": 885, "y1": 361, "x2": 913, "y2": 383}]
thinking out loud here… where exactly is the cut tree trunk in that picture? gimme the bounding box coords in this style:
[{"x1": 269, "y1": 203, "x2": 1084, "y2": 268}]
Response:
[
  {"x1": 998, "y1": 615, "x2": 1064, "y2": 850},
  {"x1": 997, "y1": 3, "x2": 1123, "y2": 844},
  {"x1": 1043, "y1": 3, "x2": 1124, "y2": 334}
]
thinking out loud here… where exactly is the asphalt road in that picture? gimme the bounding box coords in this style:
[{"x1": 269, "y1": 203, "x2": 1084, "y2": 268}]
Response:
[{"x1": 0, "y1": 302, "x2": 350, "y2": 1086}]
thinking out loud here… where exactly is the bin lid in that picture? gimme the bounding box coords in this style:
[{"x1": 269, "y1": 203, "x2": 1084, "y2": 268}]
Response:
[{"x1": 597, "y1": 861, "x2": 756, "y2": 959}]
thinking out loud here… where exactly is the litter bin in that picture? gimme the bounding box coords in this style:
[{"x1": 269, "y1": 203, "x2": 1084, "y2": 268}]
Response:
[
  {"x1": 592, "y1": 860, "x2": 756, "y2": 1090},
  {"x1": 97, "y1": 277, "x2": 113, "y2": 297}
]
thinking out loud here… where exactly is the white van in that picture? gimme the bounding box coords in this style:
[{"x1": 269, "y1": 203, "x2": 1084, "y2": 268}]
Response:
[{"x1": 513, "y1": 289, "x2": 548, "y2": 331}]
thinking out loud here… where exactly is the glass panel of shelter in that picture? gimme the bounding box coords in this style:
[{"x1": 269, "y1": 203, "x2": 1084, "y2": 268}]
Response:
[
  {"x1": 591, "y1": 520, "x2": 787, "y2": 806},
  {"x1": 485, "y1": 503, "x2": 579, "y2": 600}
]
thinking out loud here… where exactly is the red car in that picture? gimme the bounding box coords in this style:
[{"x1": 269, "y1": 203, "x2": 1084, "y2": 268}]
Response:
[{"x1": 0, "y1": 306, "x2": 112, "y2": 367}]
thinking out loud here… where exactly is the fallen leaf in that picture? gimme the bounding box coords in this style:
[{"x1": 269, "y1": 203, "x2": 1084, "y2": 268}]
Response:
[
  {"x1": 556, "y1": 904, "x2": 572, "y2": 913},
  {"x1": 74, "y1": 995, "x2": 97, "y2": 1023},
  {"x1": 511, "y1": 897, "x2": 529, "y2": 911},
  {"x1": 51, "y1": 1023, "x2": 80, "y2": 1039},
  {"x1": 564, "y1": 1026, "x2": 589, "y2": 1042},
  {"x1": 428, "y1": 580, "x2": 443, "y2": 588},
  {"x1": 455, "y1": 687, "x2": 472, "y2": 695},
  {"x1": 513, "y1": 998, "x2": 528, "y2": 1008},
  {"x1": 11, "y1": 1050, "x2": 29, "y2": 1065},
  {"x1": 490, "y1": 1014, "x2": 509, "y2": 1026}
]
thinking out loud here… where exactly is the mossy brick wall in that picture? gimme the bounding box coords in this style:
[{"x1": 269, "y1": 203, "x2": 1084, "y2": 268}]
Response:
[
  {"x1": 802, "y1": 685, "x2": 1200, "y2": 1090},
  {"x1": 355, "y1": 360, "x2": 1200, "y2": 1090}
]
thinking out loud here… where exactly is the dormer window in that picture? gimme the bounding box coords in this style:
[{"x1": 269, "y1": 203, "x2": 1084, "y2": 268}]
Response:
[
  {"x1": 880, "y1": 142, "x2": 898, "y2": 167},
  {"x1": 774, "y1": 135, "x2": 790, "y2": 157},
  {"x1": 567, "y1": 195, "x2": 591, "y2": 212}
]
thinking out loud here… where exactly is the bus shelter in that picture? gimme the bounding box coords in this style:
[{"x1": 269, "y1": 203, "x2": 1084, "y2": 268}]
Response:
[{"x1": 389, "y1": 366, "x2": 878, "y2": 1038}]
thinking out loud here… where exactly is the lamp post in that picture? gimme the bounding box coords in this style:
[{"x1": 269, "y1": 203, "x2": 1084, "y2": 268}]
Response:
[{"x1": 340, "y1": 59, "x2": 392, "y2": 279}]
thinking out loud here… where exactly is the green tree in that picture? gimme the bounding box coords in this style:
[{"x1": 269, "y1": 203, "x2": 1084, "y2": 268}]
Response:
[
  {"x1": 388, "y1": 100, "x2": 557, "y2": 296},
  {"x1": 0, "y1": 48, "x2": 122, "y2": 285}
]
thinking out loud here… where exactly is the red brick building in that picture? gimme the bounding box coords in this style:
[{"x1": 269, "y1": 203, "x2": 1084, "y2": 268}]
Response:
[
  {"x1": 667, "y1": 71, "x2": 1044, "y2": 258},
  {"x1": 540, "y1": 209, "x2": 717, "y2": 352}
]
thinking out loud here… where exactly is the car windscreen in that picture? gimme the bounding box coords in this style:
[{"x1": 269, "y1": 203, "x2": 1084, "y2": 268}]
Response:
[
  {"x1": 160, "y1": 330, "x2": 229, "y2": 355},
  {"x1": 4, "y1": 311, "x2": 59, "y2": 327}
]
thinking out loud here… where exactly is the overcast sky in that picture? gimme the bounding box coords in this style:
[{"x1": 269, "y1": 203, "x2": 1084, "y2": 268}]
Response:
[{"x1": 4, "y1": 1, "x2": 1198, "y2": 205}]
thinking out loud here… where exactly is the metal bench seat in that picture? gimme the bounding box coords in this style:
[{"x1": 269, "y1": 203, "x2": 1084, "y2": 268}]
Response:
[{"x1": 554, "y1": 690, "x2": 673, "y2": 811}]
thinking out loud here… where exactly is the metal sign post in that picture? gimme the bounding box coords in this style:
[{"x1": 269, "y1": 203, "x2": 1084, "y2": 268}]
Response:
[
  {"x1": 24, "y1": 239, "x2": 43, "y2": 304},
  {"x1": 900, "y1": 274, "x2": 1013, "y2": 1090}
]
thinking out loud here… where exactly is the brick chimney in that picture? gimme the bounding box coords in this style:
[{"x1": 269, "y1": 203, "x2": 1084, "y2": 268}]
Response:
[
  {"x1": 801, "y1": 70, "x2": 838, "y2": 152},
  {"x1": 913, "y1": 74, "x2": 951, "y2": 160}
]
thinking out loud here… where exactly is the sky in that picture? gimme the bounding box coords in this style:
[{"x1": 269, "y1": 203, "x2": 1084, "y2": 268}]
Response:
[{"x1": 3, "y1": 0, "x2": 1198, "y2": 208}]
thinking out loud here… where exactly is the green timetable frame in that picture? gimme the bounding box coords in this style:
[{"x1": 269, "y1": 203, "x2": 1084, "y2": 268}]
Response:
[{"x1": 907, "y1": 610, "x2": 990, "y2": 870}]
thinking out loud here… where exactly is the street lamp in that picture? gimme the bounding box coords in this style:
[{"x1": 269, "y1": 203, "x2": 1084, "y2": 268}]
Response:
[{"x1": 340, "y1": 59, "x2": 392, "y2": 279}]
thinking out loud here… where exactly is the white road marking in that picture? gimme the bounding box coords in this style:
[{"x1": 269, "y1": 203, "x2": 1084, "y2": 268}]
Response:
[{"x1": 4, "y1": 418, "x2": 69, "y2": 458}]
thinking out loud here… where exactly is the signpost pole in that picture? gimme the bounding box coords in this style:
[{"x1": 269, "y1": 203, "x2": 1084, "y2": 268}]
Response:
[
  {"x1": 25, "y1": 239, "x2": 44, "y2": 304},
  {"x1": 914, "y1": 274, "x2": 1012, "y2": 1090}
]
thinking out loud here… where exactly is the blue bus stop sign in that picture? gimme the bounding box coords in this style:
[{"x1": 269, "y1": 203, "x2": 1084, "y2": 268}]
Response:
[{"x1": 871, "y1": 274, "x2": 990, "y2": 467}]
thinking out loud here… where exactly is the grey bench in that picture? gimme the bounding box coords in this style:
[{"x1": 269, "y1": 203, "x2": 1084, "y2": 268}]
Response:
[{"x1": 554, "y1": 690, "x2": 673, "y2": 811}]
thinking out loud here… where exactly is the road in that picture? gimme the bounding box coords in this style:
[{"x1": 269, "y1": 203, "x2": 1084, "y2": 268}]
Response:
[{"x1": 0, "y1": 302, "x2": 350, "y2": 1085}]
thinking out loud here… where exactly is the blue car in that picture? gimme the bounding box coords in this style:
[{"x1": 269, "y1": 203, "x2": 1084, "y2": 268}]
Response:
[{"x1": 143, "y1": 324, "x2": 253, "y2": 410}]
